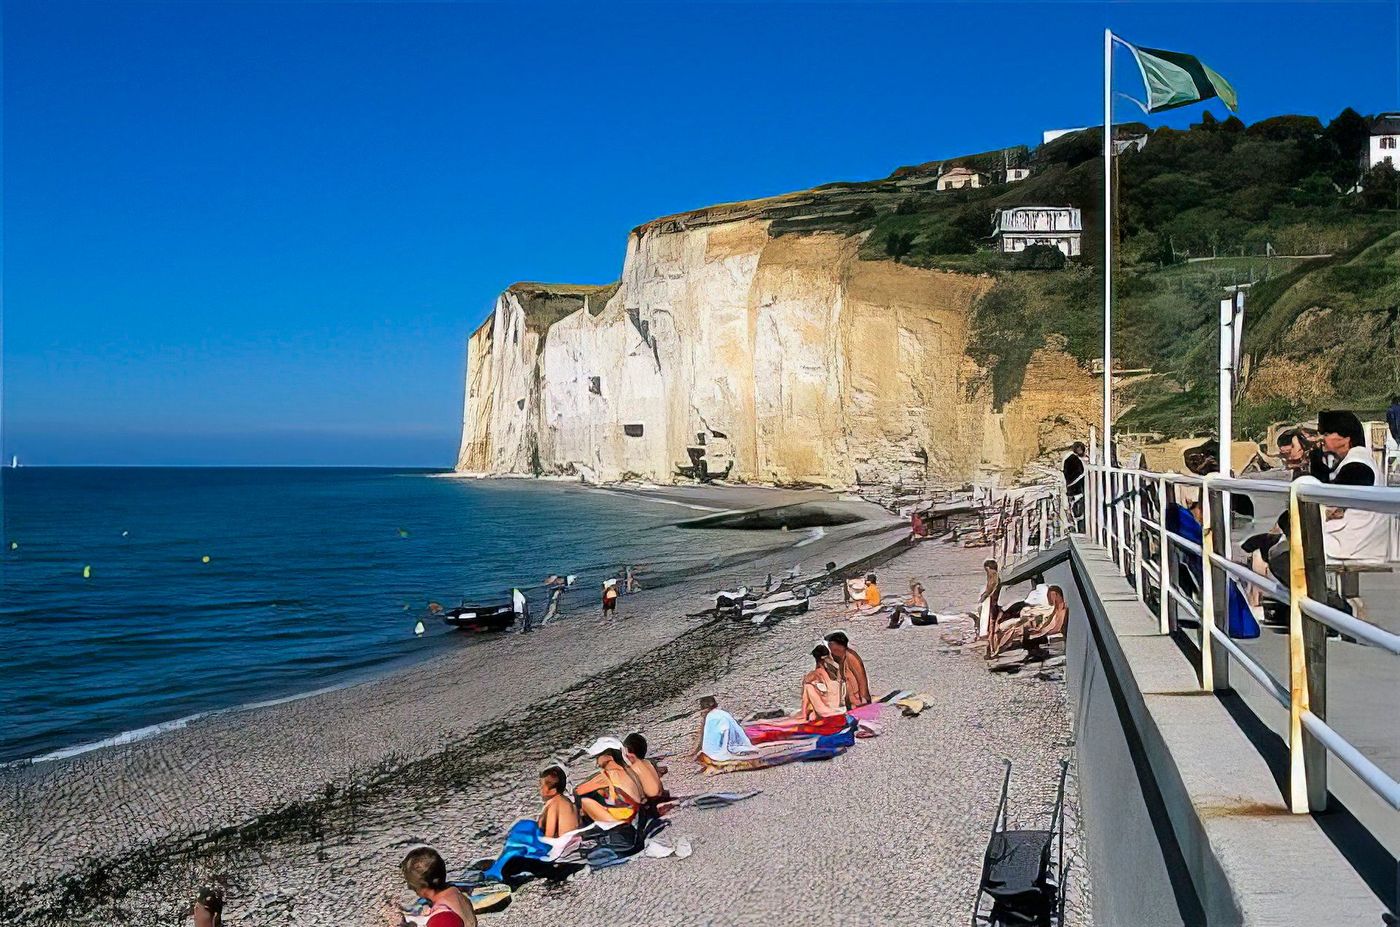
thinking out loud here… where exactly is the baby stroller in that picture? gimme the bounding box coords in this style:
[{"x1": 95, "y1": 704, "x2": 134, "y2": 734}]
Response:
[{"x1": 971, "y1": 759, "x2": 1070, "y2": 926}]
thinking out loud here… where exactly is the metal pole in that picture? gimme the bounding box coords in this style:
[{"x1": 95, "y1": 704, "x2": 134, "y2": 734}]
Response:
[
  {"x1": 1157, "y1": 477, "x2": 1171, "y2": 634},
  {"x1": 1199, "y1": 477, "x2": 1217, "y2": 692},
  {"x1": 1219, "y1": 295, "x2": 1235, "y2": 556},
  {"x1": 1102, "y1": 27, "x2": 1114, "y2": 467},
  {"x1": 1088, "y1": 426, "x2": 1099, "y2": 542}
]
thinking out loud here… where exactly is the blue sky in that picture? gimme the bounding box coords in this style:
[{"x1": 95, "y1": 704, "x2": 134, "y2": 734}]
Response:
[{"x1": 4, "y1": 1, "x2": 1397, "y2": 466}]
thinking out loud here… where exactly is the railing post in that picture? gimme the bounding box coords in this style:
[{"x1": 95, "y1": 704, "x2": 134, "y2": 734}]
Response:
[
  {"x1": 1020, "y1": 503, "x2": 1030, "y2": 557},
  {"x1": 1156, "y1": 477, "x2": 1171, "y2": 634},
  {"x1": 1199, "y1": 477, "x2": 1218, "y2": 691},
  {"x1": 1132, "y1": 471, "x2": 1144, "y2": 601},
  {"x1": 1207, "y1": 478, "x2": 1231, "y2": 692},
  {"x1": 1287, "y1": 486, "x2": 1329, "y2": 813},
  {"x1": 1040, "y1": 496, "x2": 1049, "y2": 549}
]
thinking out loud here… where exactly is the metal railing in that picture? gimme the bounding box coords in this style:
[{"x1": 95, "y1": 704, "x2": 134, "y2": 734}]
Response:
[
  {"x1": 993, "y1": 482, "x2": 1073, "y2": 566},
  {"x1": 1082, "y1": 462, "x2": 1400, "y2": 814}
]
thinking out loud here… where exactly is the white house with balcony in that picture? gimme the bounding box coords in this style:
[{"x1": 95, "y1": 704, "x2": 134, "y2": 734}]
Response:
[
  {"x1": 992, "y1": 206, "x2": 1082, "y2": 257},
  {"x1": 937, "y1": 166, "x2": 985, "y2": 191},
  {"x1": 1368, "y1": 113, "x2": 1400, "y2": 169}
]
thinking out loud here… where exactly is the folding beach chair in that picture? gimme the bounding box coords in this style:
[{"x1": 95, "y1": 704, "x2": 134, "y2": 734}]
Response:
[{"x1": 971, "y1": 759, "x2": 1070, "y2": 926}]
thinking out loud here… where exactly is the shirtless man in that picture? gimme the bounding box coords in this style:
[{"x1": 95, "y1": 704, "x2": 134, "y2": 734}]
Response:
[
  {"x1": 622, "y1": 733, "x2": 669, "y2": 805},
  {"x1": 575, "y1": 739, "x2": 645, "y2": 824},
  {"x1": 990, "y1": 585, "x2": 1068, "y2": 659},
  {"x1": 824, "y1": 631, "x2": 870, "y2": 708},
  {"x1": 536, "y1": 765, "x2": 579, "y2": 838}
]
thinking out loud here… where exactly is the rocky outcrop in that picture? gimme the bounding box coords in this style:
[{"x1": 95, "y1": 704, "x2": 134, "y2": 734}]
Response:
[{"x1": 457, "y1": 209, "x2": 1098, "y2": 487}]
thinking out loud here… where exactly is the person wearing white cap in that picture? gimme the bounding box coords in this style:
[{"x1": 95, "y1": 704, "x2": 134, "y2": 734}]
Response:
[{"x1": 575, "y1": 737, "x2": 644, "y2": 824}]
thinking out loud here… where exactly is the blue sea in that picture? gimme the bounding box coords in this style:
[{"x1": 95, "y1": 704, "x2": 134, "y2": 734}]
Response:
[{"x1": 0, "y1": 468, "x2": 784, "y2": 764}]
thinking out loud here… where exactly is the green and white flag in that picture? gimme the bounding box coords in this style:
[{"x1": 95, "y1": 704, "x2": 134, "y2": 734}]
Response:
[{"x1": 1122, "y1": 40, "x2": 1238, "y2": 114}]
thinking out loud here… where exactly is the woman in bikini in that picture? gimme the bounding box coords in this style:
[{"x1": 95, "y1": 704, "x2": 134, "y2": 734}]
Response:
[
  {"x1": 798, "y1": 644, "x2": 845, "y2": 719},
  {"x1": 576, "y1": 747, "x2": 644, "y2": 824},
  {"x1": 401, "y1": 846, "x2": 477, "y2": 927}
]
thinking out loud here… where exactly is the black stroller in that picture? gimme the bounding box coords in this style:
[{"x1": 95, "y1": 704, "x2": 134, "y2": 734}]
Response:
[{"x1": 971, "y1": 759, "x2": 1070, "y2": 926}]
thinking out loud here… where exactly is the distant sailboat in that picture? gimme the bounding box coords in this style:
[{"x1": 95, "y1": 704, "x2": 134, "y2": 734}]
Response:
[{"x1": 9, "y1": 456, "x2": 17, "y2": 469}]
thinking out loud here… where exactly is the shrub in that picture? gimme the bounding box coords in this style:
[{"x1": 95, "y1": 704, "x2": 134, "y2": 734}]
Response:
[{"x1": 1014, "y1": 244, "x2": 1067, "y2": 270}]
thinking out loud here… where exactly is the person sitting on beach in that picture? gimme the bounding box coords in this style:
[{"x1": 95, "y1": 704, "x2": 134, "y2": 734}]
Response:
[
  {"x1": 401, "y1": 847, "x2": 477, "y2": 927},
  {"x1": 622, "y1": 732, "x2": 671, "y2": 807},
  {"x1": 537, "y1": 765, "x2": 580, "y2": 839},
  {"x1": 989, "y1": 586, "x2": 1068, "y2": 659},
  {"x1": 691, "y1": 695, "x2": 757, "y2": 762},
  {"x1": 799, "y1": 644, "x2": 845, "y2": 719},
  {"x1": 888, "y1": 580, "x2": 934, "y2": 629},
  {"x1": 575, "y1": 739, "x2": 645, "y2": 824},
  {"x1": 824, "y1": 632, "x2": 870, "y2": 709},
  {"x1": 192, "y1": 886, "x2": 223, "y2": 927}
]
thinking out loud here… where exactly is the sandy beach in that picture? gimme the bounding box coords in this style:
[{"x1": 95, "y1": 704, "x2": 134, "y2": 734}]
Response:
[{"x1": 0, "y1": 488, "x2": 1088, "y2": 926}]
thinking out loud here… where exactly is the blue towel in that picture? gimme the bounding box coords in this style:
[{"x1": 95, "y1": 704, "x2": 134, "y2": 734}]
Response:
[{"x1": 483, "y1": 819, "x2": 551, "y2": 882}]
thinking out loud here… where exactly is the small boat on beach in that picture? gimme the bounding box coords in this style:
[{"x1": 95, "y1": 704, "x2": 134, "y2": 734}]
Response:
[{"x1": 439, "y1": 601, "x2": 517, "y2": 633}]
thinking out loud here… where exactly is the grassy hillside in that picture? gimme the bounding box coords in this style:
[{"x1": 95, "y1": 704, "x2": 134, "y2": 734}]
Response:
[{"x1": 838, "y1": 110, "x2": 1399, "y2": 437}]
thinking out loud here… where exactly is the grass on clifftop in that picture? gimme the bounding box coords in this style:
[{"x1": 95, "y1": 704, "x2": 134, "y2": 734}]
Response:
[{"x1": 845, "y1": 109, "x2": 1400, "y2": 435}]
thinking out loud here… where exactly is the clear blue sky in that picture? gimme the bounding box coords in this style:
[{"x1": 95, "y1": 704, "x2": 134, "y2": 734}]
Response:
[{"x1": 4, "y1": 1, "x2": 1396, "y2": 466}]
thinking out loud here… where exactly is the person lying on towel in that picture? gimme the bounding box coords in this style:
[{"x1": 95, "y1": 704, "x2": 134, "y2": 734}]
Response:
[
  {"x1": 622, "y1": 732, "x2": 671, "y2": 808},
  {"x1": 799, "y1": 644, "x2": 845, "y2": 719},
  {"x1": 692, "y1": 695, "x2": 758, "y2": 762},
  {"x1": 989, "y1": 585, "x2": 1067, "y2": 659},
  {"x1": 575, "y1": 738, "x2": 645, "y2": 824},
  {"x1": 537, "y1": 765, "x2": 580, "y2": 838},
  {"x1": 825, "y1": 632, "x2": 871, "y2": 708}
]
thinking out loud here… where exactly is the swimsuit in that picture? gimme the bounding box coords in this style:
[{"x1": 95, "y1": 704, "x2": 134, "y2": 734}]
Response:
[
  {"x1": 578, "y1": 777, "x2": 640, "y2": 821},
  {"x1": 424, "y1": 900, "x2": 466, "y2": 927}
]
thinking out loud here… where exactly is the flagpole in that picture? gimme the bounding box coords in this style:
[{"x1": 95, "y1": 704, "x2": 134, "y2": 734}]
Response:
[{"x1": 1102, "y1": 27, "x2": 1114, "y2": 469}]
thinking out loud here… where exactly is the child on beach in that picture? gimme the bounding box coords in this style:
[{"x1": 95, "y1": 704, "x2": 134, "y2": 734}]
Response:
[
  {"x1": 537, "y1": 765, "x2": 579, "y2": 838},
  {"x1": 622, "y1": 732, "x2": 671, "y2": 807},
  {"x1": 400, "y1": 847, "x2": 476, "y2": 927}
]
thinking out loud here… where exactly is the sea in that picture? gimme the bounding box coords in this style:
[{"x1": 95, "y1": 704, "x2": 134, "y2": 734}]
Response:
[{"x1": 0, "y1": 468, "x2": 792, "y2": 765}]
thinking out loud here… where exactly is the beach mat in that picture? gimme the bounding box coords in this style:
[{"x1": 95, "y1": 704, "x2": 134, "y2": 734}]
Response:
[{"x1": 743, "y1": 713, "x2": 850, "y2": 744}]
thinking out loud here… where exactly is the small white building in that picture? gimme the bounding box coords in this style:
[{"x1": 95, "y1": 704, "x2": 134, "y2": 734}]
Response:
[
  {"x1": 1005, "y1": 167, "x2": 1030, "y2": 183},
  {"x1": 992, "y1": 206, "x2": 1082, "y2": 257},
  {"x1": 1368, "y1": 113, "x2": 1400, "y2": 169},
  {"x1": 937, "y1": 166, "x2": 985, "y2": 191}
]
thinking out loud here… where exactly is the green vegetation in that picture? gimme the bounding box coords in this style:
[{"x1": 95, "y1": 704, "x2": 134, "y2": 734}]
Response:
[{"x1": 841, "y1": 108, "x2": 1398, "y2": 435}]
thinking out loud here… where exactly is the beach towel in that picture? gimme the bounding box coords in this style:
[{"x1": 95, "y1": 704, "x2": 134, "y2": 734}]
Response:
[
  {"x1": 700, "y1": 719, "x2": 857, "y2": 775},
  {"x1": 743, "y1": 713, "x2": 850, "y2": 744},
  {"x1": 687, "y1": 790, "x2": 762, "y2": 809},
  {"x1": 700, "y1": 707, "x2": 756, "y2": 760},
  {"x1": 482, "y1": 819, "x2": 552, "y2": 882}
]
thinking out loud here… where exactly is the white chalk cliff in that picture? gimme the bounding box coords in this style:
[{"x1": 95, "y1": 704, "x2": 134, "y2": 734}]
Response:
[{"x1": 457, "y1": 183, "x2": 1098, "y2": 487}]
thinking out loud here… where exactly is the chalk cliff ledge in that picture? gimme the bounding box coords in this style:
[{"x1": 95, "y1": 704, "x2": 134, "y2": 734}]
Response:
[{"x1": 457, "y1": 174, "x2": 1097, "y2": 487}]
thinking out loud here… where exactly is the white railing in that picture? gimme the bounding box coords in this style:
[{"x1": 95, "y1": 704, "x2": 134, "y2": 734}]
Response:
[
  {"x1": 993, "y1": 482, "x2": 1073, "y2": 565},
  {"x1": 1081, "y1": 462, "x2": 1400, "y2": 814}
]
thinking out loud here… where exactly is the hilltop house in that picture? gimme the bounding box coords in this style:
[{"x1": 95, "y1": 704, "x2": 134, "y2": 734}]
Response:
[
  {"x1": 1368, "y1": 113, "x2": 1400, "y2": 169},
  {"x1": 992, "y1": 206, "x2": 1082, "y2": 257},
  {"x1": 937, "y1": 166, "x2": 985, "y2": 191}
]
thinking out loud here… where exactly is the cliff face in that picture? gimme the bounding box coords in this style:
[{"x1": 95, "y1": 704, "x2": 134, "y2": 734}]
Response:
[{"x1": 457, "y1": 212, "x2": 1098, "y2": 486}]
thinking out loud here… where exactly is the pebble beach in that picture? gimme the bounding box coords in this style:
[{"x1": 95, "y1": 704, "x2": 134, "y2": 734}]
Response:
[{"x1": 1, "y1": 496, "x2": 1090, "y2": 926}]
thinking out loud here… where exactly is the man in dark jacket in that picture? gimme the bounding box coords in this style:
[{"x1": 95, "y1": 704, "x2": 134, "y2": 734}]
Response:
[{"x1": 1062, "y1": 442, "x2": 1087, "y2": 531}]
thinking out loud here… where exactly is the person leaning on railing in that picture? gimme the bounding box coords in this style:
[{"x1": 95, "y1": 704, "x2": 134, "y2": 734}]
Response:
[{"x1": 1306, "y1": 410, "x2": 1391, "y2": 564}]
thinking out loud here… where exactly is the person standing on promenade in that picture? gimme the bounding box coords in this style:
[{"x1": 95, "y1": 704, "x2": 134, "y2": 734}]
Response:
[
  {"x1": 401, "y1": 847, "x2": 476, "y2": 927},
  {"x1": 1063, "y1": 442, "x2": 1087, "y2": 531},
  {"x1": 824, "y1": 631, "x2": 870, "y2": 709}
]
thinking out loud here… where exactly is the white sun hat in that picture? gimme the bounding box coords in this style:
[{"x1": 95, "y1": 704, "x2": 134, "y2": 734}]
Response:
[{"x1": 585, "y1": 736, "x2": 625, "y2": 756}]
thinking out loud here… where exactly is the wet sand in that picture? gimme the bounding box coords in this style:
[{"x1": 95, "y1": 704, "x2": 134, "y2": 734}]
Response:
[{"x1": 0, "y1": 487, "x2": 909, "y2": 925}]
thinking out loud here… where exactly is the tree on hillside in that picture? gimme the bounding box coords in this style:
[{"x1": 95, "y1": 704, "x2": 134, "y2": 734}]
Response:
[
  {"x1": 1325, "y1": 108, "x2": 1371, "y2": 163},
  {"x1": 1361, "y1": 161, "x2": 1400, "y2": 210},
  {"x1": 884, "y1": 231, "x2": 917, "y2": 262}
]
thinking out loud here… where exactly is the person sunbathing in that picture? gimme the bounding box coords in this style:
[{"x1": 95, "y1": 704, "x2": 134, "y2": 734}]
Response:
[
  {"x1": 989, "y1": 586, "x2": 1068, "y2": 659},
  {"x1": 798, "y1": 644, "x2": 845, "y2": 719},
  {"x1": 575, "y1": 740, "x2": 645, "y2": 824},
  {"x1": 824, "y1": 631, "x2": 870, "y2": 708},
  {"x1": 536, "y1": 765, "x2": 580, "y2": 839},
  {"x1": 621, "y1": 732, "x2": 670, "y2": 806},
  {"x1": 401, "y1": 847, "x2": 477, "y2": 927}
]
